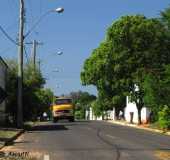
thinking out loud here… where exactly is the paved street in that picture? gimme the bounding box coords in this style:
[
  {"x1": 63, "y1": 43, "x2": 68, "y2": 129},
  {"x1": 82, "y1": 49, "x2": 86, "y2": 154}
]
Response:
[{"x1": 2, "y1": 121, "x2": 170, "y2": 160}]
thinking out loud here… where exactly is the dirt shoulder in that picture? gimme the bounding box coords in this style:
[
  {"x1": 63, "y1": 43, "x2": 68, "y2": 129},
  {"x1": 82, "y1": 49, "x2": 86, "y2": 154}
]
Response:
[{"x1": 107, "y1": 120, "x2": 170, "y2": 136}]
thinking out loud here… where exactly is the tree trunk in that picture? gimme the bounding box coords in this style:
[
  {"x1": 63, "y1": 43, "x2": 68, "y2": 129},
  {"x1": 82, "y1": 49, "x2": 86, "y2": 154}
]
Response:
[{"x1": 137, "y1": 107, "x2": 142, "y2": 125}]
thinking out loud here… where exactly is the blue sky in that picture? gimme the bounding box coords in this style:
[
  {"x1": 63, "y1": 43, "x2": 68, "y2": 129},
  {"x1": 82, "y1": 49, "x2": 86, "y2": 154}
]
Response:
[{"x1": 0, "y1": 0, "x2": 170, "y2": 96}]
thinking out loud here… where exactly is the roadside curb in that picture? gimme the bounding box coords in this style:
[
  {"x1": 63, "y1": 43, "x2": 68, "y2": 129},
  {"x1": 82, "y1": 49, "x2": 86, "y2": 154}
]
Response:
[
  {"x1": 0, "y1": 129, "x2": 25, "y2": 150},
  {"x1": 107, "y1": 120, "x2": 170, "y2": 136}
]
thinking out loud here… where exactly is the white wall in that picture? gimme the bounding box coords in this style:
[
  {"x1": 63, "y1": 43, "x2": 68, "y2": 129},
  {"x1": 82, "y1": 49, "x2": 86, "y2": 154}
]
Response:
[
  {"x1": 85, "y1": 108, "x2": 115, "y2": 121},
  {"x1": 85, "y1": 96, "x2": 151, "y2": 124},
  {"x1": 85, "y1": 108, "x2": 102, "y2": 120},
  {"x1": 125, "y1": 96, "x2": 151, "y2": 124}
]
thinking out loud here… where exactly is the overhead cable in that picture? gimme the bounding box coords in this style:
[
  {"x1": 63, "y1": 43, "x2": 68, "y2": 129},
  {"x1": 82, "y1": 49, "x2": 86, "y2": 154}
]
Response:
[{"x1": 0, "y1": 25, "x2": 18, "y2": 45}]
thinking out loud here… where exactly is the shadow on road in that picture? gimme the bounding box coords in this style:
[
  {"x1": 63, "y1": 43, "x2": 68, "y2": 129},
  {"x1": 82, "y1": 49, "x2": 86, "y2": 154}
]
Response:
[
  {"x1": 58, "y1": 120, "x2": 90, "y2": 126},
  {"x1": 28, "y1": 124, "x2": 68, "y2": 132}
]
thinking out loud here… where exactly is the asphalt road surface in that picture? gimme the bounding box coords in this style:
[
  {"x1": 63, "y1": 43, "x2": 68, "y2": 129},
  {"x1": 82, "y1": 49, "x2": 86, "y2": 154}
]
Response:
[{"x1": 3, "y1": 121, "x2": 170, "y2": 160}]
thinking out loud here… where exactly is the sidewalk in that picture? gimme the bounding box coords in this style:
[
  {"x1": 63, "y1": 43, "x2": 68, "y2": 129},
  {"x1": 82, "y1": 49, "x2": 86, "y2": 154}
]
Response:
[
  {"x1": 0, "y1": 128, "x2": 24, "y2": 149},
  {"x1": 107, "y1": 120, "x2": 170, "y2": 136}
]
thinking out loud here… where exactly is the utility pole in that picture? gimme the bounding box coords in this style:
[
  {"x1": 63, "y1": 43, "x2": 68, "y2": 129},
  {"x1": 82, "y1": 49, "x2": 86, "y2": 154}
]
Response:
[
  {"x1": 38, "y1": 59, "x2": 41, "y2": 73},
  {"x1": 32, "y1": 40, "x2": 36, "y2": 68},
  {"x1": 17, "y1": 0, "x2": 24, "y2": 128},
  {"x1": 27, "y1": 40, "x2": 43, "y2": 69},
  {"x1": 32, "y1": 40, "x2": 43, "y2": 69}
]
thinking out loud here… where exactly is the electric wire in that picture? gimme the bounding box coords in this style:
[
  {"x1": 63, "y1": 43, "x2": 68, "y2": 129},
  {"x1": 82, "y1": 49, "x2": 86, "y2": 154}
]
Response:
[
  {"x1": 27, "y1": 0, "x2": 39, "y2": 37},
  {"x1": 0, "y1": 25, "x2": 18, "y2": 45}
]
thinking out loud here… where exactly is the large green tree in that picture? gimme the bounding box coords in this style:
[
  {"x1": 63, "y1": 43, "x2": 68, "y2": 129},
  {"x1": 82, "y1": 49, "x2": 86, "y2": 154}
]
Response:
[
  {"x1": 81, "y1": 41, "x2": 126, "y2": 116},
  {"x1": 161, "y1": 6, "x2": 170, "y2": 29},
  {"x1": 81, "y1": 15, "x2": 170, "y2": 124},
  {"x1": 107, "y1": 15, "x2": 170, "y2": 124}
]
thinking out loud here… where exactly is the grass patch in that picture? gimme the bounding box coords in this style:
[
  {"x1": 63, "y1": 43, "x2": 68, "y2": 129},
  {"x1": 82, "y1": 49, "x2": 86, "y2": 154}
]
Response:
[
  {"x1": 148, "y1": 122, "x2": 162, "y2": 129},
  {"x1": 0, "y1": 130, "x2": 18, "y2": 140},
  {"x1": 148, "y1": 122, "x2": 170, "y2": 133}
]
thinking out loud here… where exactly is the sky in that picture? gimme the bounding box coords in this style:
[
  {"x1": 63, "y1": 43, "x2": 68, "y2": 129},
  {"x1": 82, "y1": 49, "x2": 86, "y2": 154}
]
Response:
[{"x1": 0, "y1": 0, "x2": 170, "y2": 96}]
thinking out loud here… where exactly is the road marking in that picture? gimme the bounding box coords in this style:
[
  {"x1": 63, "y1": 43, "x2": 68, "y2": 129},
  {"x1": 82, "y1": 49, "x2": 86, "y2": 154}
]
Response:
[
  {"x1": 106, "y1": 134, "x2": 116, "y2": 140},
  {"x1": 121, "y1": 152, "x2": 130, "y2": 158},
  {"x1": 86, "y1": 127, "x2": 93, "y2": 130},
  {"x1": 44, "y1": 154, "x2": 50, "y2": 160}
]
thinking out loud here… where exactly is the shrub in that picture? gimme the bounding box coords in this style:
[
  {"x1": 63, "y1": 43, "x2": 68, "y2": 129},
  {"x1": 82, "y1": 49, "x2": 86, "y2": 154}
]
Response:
[{"x1": 158, "y1": 105, "x2": 170, "y2": 131}]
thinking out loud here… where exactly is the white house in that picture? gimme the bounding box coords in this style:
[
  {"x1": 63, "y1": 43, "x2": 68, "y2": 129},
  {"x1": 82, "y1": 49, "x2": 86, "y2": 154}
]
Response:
[
  {"x1": 0, "y1": 57, "x2": 8, "y2": 124},
  {"x1": 124, "y1": 96, "x2": 151, "y2": 124},
  {"x1": 86, "y1": 96, "x2": 150, "y2": 124}
]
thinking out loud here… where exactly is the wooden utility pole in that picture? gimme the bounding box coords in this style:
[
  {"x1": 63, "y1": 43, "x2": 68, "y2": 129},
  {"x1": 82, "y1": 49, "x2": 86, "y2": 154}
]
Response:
[
  {"x1": 31, "y1": 40, "x2": 43, "y2": 69},
  {"x1": 17, "y1": 0, "x2": 24, "y2": 128}
]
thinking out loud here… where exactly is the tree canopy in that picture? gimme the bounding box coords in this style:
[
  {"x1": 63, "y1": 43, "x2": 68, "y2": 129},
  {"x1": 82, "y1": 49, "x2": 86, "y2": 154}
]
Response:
[
  {"x1": 68, "y1": 91, "x2": 96, "y2": 119},
  {"x1": 81, "y1": 15, "x2": 170, "y2": 123},
  {"x1": 6, "y1": 60, "x2": 53, "y2": 124}
]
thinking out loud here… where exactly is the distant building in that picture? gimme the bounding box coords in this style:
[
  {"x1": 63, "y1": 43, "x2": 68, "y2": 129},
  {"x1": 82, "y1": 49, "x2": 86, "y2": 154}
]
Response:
[{"x1": 0, "y1": 57, "x2": 8, "y2": 124}]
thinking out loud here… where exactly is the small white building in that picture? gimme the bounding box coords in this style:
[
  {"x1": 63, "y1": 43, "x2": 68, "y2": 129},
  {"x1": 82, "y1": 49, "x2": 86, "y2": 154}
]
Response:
[
  {"x1": 85, "y1": 108, "x2": 114, "y2": 121},
  {"x1": 124, "y1": 96, "x2": 151, "y2": 124},
  {"x1": 0, "y1": 57, "x2": 8, "y2": 124}
]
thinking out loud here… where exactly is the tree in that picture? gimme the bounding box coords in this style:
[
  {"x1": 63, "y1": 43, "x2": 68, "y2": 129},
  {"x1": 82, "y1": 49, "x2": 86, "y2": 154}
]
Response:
[
  {"x1": 69, "y1": 91, "x2": 96, "y2": 119},
  {"x1": 143, "y1": 73, "x2": 160, "y2": 121},
  {"x1": 161, "y1": 6, "x2": 170, "y2": 30},
  {"x1": 81, "y1": 15, "x2": 170, "y2": 124},
  {"x1": 107, "y1": 15, "x2": 170, "y2": 124},
  {"x1": 81, "y1": 42, "x2": 126, "y2": 115},
  {"x1": 5, "y1": 60, "x2": 18, "y2": 123},
  {"x1": 5, "y1": 59, "x2": 53, "y2": 124}
]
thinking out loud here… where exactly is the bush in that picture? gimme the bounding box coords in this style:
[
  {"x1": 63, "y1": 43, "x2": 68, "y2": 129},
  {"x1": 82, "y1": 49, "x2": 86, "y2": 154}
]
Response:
[
  {"x1": 158, "y1": 105, "x2": 170, "y2": 130},
  {"x1": 75, "y1": 110, "x2": 84, "y2": 119}
]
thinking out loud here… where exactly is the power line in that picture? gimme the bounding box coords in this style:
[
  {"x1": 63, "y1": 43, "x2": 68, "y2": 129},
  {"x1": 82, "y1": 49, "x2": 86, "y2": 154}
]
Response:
[
  {"x1": 26, "y1": 0, "x2": 39, "y2": 37},
  {"x1": 0, "y1": 25, "x2": 18, "y2": 45}
]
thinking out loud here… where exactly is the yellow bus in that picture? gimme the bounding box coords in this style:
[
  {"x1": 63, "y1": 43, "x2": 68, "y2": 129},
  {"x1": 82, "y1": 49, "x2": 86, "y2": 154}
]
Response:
[{"x1": 52, "y1": 97, "x2": 75, "y2": 122}]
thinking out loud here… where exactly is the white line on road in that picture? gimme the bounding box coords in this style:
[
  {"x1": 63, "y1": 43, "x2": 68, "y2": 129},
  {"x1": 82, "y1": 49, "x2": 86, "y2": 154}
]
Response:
[
  {"x1": 106, "y1": 134, "x2": 117, "y2": 140},
  {"x1": 86, "y1": 127, "x2": 93, "y2": 130},
  {"x1": 44, "y1": 154, "x2": 50, "y2": 160}
]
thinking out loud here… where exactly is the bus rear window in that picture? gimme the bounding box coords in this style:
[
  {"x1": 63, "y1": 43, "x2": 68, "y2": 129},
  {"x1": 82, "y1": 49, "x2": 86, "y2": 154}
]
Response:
[{"x1": 55, "y1": 99, "x2": 72, "y2": 105}]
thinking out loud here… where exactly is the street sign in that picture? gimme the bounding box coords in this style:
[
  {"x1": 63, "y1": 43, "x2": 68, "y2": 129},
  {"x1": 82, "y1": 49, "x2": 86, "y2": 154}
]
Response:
[{"x1": 0, "y1": 86, "x2": 7, "y2": 104}]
